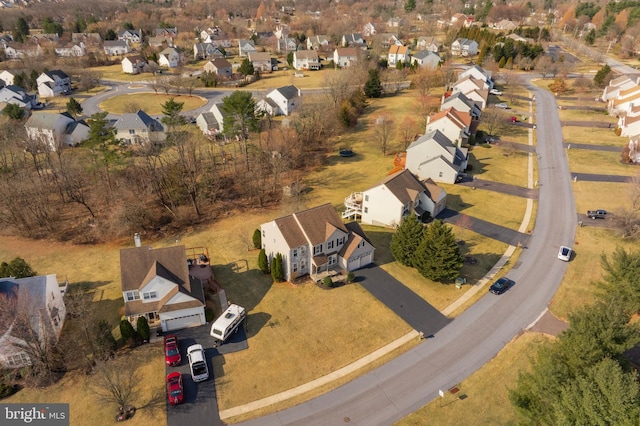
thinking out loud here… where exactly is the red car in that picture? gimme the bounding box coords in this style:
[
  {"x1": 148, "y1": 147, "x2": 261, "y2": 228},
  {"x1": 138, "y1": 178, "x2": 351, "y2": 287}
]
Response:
[
  {"x1": 510, "y1": 116, "x2": 518, "y2": 122},
  {"x1": 166, "y1": 372, "x2": 184, "y2": 405},
  {"x1": 164, "y1": 335, "x2": 181, "y2": 366}
]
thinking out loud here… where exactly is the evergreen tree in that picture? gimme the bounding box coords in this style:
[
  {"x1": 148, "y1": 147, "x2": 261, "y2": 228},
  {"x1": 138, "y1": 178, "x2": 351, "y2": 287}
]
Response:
[
  {"x1": 136, "y1": 316, "x2": 150, "y2": 342},
  {"x1": 238, "y1": 57, "x2": 255, "y2": 77},
  {"x1": 498, "y1": 56, "x2": 506, "y2": 68},
  {"x1": 66, "y1": 97, "x2": 83, "y2": 118},
  {"x1": 161, "y1": 97, "x2": 186, "y2": 128},
  {"x1": 13, "y1": 17, "x2": 29, "y2": 43},
  {"x1": 390, "y1": 215, "x2": 424, "y2": 267},
  {"x1": 271, "y1": 253, "x2": 284, "y2": 282},
  {"x1": 413, "y1": 220, "x2": 463, "y2": 282},
  {"x1": 585, "y1": 29, "x2": 596, "y2": 45},
  {"x1": 252, "y1": 229, "x2": 262, "y2": 249},
  {"x1": 505, "y1": 57, "x2": 513, "y2": 70},
  {"x1": 599, "y1": 247, "x2": 640, "y2": 313},
  {"x1": 364, "y1": 69, "x2": 383, "y2": 98},
  {"x1": 593, "y1": 64, "x2": 612, "y2": 88},
  {"x1": 258, "y1": 249, "x2": 269, "y2": 274},
  {"x1": 119, "y1": 320, "x2": 137, "y2": 341},
  {"x1": 0, "y1": 257, "x2": 37, "y2": 278},
  {"x1": 2, "y1": 104, "x2": 24, "y2": 120},
  {"x1": 404, "y1": 0, "x2": 416, "y2": 13},
  {"x1": 104, "y1": 29, "x2": 117, "y2": 40},
  {"x1": 287, "y1": 51, "x2": 294, "y2": 67}
]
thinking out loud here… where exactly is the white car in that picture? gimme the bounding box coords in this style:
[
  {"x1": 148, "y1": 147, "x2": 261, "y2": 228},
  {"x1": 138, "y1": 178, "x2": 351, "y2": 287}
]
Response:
[
  {"x1": 490, "y1": 89, "x2": 502, "y2": 95},
  {"x1": 495, "y1": 103, "x2": 509, "y2": 109},
  {"x1": 187, "y1": 344, "x2": 209, "y2": 382},
  {"x1": 558, "y1": 246, "x2": 572, "y2": 262}
]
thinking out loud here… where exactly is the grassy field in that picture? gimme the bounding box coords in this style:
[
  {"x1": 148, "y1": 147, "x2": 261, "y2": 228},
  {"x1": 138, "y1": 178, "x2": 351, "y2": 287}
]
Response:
[
  {"x1": 557, "y1": 107, "x2": 612, "y2": 122},
  {"x1": 567, "y1": 148, "x2": 634, "y2": 176},
  {"x1": 573, "y1": 181, "x2": 635, "y2": 215},
  {"x1": 92, "y1": 64, "x2": 158, "y2": 82},
  {"x1": 397, "y1": 332, "x2": 551, "y2": 426},
  {"x1": 466, "y1": 143, "x2": 530, "y2": 187},
  {"x1": 99, "y1": 93, "x2": 208, "y2": 115},
  {"x1": 563, "y1": 125, "x2": 624, "y2": 147}
]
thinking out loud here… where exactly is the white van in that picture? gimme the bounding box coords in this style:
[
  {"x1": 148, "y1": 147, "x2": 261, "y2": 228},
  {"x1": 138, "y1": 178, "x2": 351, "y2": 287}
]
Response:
[
  {"x1": 187, "y1": 344, "x2": 209, "y2": 382},
  {"x1": 210, "y1": 304, "x2": 246, "y2": 346}
]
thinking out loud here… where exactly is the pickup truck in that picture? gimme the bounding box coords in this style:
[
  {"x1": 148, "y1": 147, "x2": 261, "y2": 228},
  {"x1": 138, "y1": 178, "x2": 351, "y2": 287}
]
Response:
[{"x1": 586, "y1": 210, "x2": 607, "y2": 219}]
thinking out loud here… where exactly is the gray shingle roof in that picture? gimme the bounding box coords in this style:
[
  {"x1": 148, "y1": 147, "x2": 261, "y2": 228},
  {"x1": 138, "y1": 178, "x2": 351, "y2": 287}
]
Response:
[
  {"x1": 114, "y1": 110, "x2": 163, "y2": 132},
  {"x1": 274, "y1": 85, "x2": 299, "y2": 100}
]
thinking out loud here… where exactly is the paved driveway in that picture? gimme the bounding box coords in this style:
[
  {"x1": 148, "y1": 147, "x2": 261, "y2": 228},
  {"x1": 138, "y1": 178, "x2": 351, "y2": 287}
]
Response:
[
  {"x1": 355, "y1": 264, "x2": 451, "y2": 336},
  {"x1": 165, "y1": 325, "x2": 232, "y2": 426},
  {"x1": 439, "y1": 209, "x2": 531, "y2": 246},
  {"x1": 563, "y1": 142, "x2": 620, "y2": 152},
  {"x1": 458, "y1": 178, "x2": 538, "y2": 199},
  {"x1": 572, "y1": 173, "x2": 631, "y2": 183}
]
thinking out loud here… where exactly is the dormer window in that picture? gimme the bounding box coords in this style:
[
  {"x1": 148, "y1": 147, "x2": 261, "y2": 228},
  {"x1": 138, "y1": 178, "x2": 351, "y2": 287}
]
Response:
[{"x1": 143, "y1": 291, "x2": 157, "y2": 300}]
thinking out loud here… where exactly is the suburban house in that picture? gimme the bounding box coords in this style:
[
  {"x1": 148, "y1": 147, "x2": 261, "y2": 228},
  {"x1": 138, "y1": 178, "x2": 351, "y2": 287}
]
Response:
[
  {"x1": 209, "y1": 103, "x2": 227, "y2": 131},
  {"x1": 441, "y1": 91, "x2": 482, "y2": 120},
  {"x1": 103, "y1": 40, "x2": 131, "y2": 56},
  {"x1": 0, "y1": 85, "x2": 39, "y2": 110},
  {"x1": 405, "y1": 129, "x2": 468, "y2": 184},
  {"x1": 114, "y1": 110, "x2": 165, "y2": 145},
  {"x1": 602, "y1": 75, "x2": 639, "y2": 102},
  {"x1": 121, "y1": 55, "x2": 148, "y2": 74},
  {"x1": 71, "y1": 32, "x2": 102, "y2": 45},
  {"x1": 149, "y1": 36, "x2": 171, "y2": 49},
  {"x1": 158, "y1": 47, "x2": 180, "y2": 68},
  {"x1": 341, "y1": 33, "x2": 365, "y2": 48},
  {"x1": 306, "y1": 35, "x2": 330, "y2": 50},
  {"x1": 293, "y1": 50, "x2": 320, "y2": 70},
  {"x1": 0, "y1": 275, "x2": 67, "y2": 369},
  {"x1": 194, "y1": 43, "x2": 225, "y2": 60},
  {"x1": 260, "y1": 203, "x2": 375, "y2": 281},
  {"x1": 3, "y1": 44, "x2": 42, "y2": 60},
  {"x1": 386, "y1": 17, "x2": 405, "y2": 29},
  {"x1": 196, "y1": 112, "x2": 219, "y2": 136},
  {"x1": 204, "y1": 58, "x2": 233, "y2": 77},
  {"x1": 37, "y1": 70, "x2": 71, "y2": 97},
  {"x1": 493, "y1": 19, "x2": 518, "y2": 31},
  {"x1": 375, "y1": 33, "x2": 403, "y2": 49},
  {"x1": 619, "y1": 113, "x2": 640, "y2": 137},
  {"x1": 426, "y1": 108, "x2": 472, "y2": 146},
  {"x1": 25, "y1": 112, "x2": 89, "y2": 150},
  {"x1": 628, "y1": 135, "x2": 640, "y2": 163},
  {"x1": 0, "y1": 70, "x2": 15, "y2": 86},
  {"x1": 54, "y1": 42, "x2": 86, "y2": 57},
  {"x1": 451, "y1": 38, "x2": 478, "y2": 56},
  {"x1": 411, "y1": 50, "x2": 441, "y2": 69},
  {"x1": 30, "y1": 33, "x2": 59, "y2": 44},
  {"x1": 388, "y1": 45, "x2": 410, "y2": 67},
  {"x1": 333, "y1": 48, "x2": 358, "y2": 68},
  {"x1": 118, "y1": 29, "x2": 143, "y2": 44},
  {"x1": 238, "y1": 39, "x2": 257, "y2": 56},
  {"x1": 120, "y1": 243, "x2": 207, "y2": 332},
  {"x1": 452, "y1": 76, "x2": 489, "y2": 109},
  {"x1": 248, "y1": 51, "x2": 273, "y2": 72},
  {"x1": 257, "y1": 85, "x2": 301, "y2": 116},
  {"x1": 608, "y1": 84, "x2": 640, "y2": 115},
  {"x1": 343, "y1": 169, "x2": 447, "y2": 227},
  {"x1": 459, "y1": 65, "x2": 493, "y2": 87},
  {"x1": 155, "y1": 27, "x2": 177, "y2": 44},
  {"x1": 277, "y1": 37, "x2": 298, "y2": 52},
  {"x1": 416, "y1": 36, "x2": 440, "y2": 52},
  {"x1": 363, "y1": 22, "x2": 377, "y2": 37},
  {"x1": 451, "y1": 13, "x2": 475, "y2": 28}
]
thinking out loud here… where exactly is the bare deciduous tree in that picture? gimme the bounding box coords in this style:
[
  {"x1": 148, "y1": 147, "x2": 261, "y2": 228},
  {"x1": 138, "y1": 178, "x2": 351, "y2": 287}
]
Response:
[
  {"x1": 373, "y1": 113, "x2": 396, "y2": 155},
  {"x1": 91, "y1": 361, "x2": 140, "y2": 408}
]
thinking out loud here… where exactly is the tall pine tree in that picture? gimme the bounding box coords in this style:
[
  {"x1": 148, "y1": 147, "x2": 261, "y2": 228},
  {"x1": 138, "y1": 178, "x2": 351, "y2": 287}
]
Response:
[
  {"x1": 390, "y1": 214, "x2": 424, "y2": 267},
  {"x1": 413, "y1": 220, "x2": 463, "y2": 282}
]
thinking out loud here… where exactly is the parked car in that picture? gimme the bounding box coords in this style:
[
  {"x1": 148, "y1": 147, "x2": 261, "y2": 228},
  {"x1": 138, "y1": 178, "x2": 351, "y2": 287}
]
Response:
[
  {"x1": 166, "y1": 372, "x2": 184, "y2": 405},
  {"x1": 164, "y1": 335, "x2": 181, "y2": 366},
  {"x1": 187, "y1": 344, "x2": 209, "y2": 382},
  {"x1": 489, "y1": 277, "x2": 515, "y2": 295},
  {"x1": 586, "y1": 209, "x2": 607, "y2": 219},
  {"x1": 495, "y1": 103, "x2": 509, "y2": 109},
  {"x1": 510, "y1": 116, "x2": 518, "y2": 122},
  {"x1": 490, "y1": 89, "x2": 502, "y2": 95},
  {"x1": 558, "y1": 246, "x2": 572, "y2": 262}
]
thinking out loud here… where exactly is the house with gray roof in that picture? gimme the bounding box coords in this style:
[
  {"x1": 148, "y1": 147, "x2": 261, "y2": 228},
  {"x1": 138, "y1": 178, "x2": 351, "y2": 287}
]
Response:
[
  {"x1": 440, "y1": 91, "x2": 482, "y2": 119},
  {"x1": 193, "y1": 43, "x2": 224, "y2": 60},
  {"x1": 257, "y1": 85, "x2": 301, "y2": 116},
  {"x1": 238, "y1": 39, "x2": 257, "y2": 56},
  {"x1": 25, "y1": 111, "x2": 87, "y2": 150},
  {"x1": 120, "y1": 244, "x2": 206, "y2": 332},
  {"x1": 248, "y1": 51, "x2": 273, "y2": 72},
  {"x1": 103, "y1": 40, "x2": 131, "y2": 56},
  {"x1": 0, "y1": 275, "x2": 67, "y2": 369},
  {"x1": 411, "y1": 50, "x2": 441, "y2": 69},
  {"x1": 114, "y1": 110, "x2": 165, "y2": 145},
  {"x1": 203, "y1": 58, "x2": 232, "y2": 77},
  {"x1": 0, "y1": 85, "x2": 38, "y2": 110},
  {"x1": 118, "y1": 29, "x2": 142, "y2": 44},
  {"x1": 306, "y1": 35, "x2": 330, "y2": 50},
  {"x1": 405, "y1": 129, "x2": 468, "y2": 184},
  {"x1": 196, "y1": 112, "x2": 219, "y2": 136},
  {"x1": 36, "y1": 70, "x2": 71, "y2": 97},
  {"x1": 260, "y1": 203, "x2": 375, "y2": 282}
]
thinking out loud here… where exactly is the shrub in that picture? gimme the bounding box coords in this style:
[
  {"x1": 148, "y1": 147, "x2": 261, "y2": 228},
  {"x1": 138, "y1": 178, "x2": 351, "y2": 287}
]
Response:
[
  {"x1": 119, "y1": 319, "x2": 137, "y2": 342},
  {"x1": 252, "y1": 229, "x2": 262, "y2": 249},
  {"x1": 258, "y1": 249, "x2": 270, "y2": 274},
  {"x1": 136, "y1": 316, "x2": 150, "y2": 342},
  {"x1": 323, "y1": 277, "x2": 333, "y2": 287},
  {"x1": 0, "y1": 382, "x2": 17, "y2": 399},
  {"x1": 346, "y1": 271, "x2": 355, "y2": 283},
  {"x1": 271, "y1": 253, "x2": 284, "y2": 282},
  {"x1": 205, "y1": 308, "x2": 214, "y2": 322}
]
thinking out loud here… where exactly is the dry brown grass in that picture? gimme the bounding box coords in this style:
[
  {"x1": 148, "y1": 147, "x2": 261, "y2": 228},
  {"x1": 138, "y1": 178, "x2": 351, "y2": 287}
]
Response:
[
  {"x1": 563, "y1": 125, "x2": 624, "y2": 147},
  {"x1": 99, "y1": 93, "x2": 207, "y2": 115},
  {"x1": 467, "y1": 143, "x2": 530, "y2": 187},
  {"x1": 567, "y1": 148, "x2": 633, "y2": 176}
]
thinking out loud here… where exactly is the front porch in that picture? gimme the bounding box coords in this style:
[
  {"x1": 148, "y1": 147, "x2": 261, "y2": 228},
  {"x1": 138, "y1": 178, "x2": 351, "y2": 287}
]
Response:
[{"x1": 311, "y1": 266, "x2": 344, "y2": 283}]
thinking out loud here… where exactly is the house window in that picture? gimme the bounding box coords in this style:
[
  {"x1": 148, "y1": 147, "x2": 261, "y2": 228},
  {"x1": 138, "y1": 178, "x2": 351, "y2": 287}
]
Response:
[
  {"x1": 129, "y1": 129, "x2": 135, "y2": 134},
  {"x1": 365, "y1": 195, "x2": 369, "y2": 201},
  {"x1": 262, "y1": 230, "x2": 265, "y2": 237},
  {"x1": 143, "y1": 291, "x2": 157, "y2": 300},
  {"x1": 439, "y1": 172, "x2": 443, "y2": 177},
  {"x1": 364, "y1": 207, "x2": 368, "y2": 213},
  {"x1": 126, "y1": 291, "x2": 140, "y2": 302},
  {"x1": 301, "y1": 246, "x2": 307, "y2": 254},
  {"x1": 313, "y1": 244, "x2": 322, "y2": 255},
  {"x1": 327, "y1": 240, "x2": 334, "y2": 250},
  {"x1": 7, "y1": 353, "x2": 30, "y2": 367},
  {"x1": 300, "y1": 260, "x2": 306, "y2": 269},
  {"x1": 339, "y1": 237, "x2": 346, "y2": 245},
  {"x1": 328, "y1": 255, "x2": 337, "y2": 265},
  {"x1": 292, "y1": 263, "x2": 298, "y2": 272},
  {"x1": 292, "y1": 248, "x2": 298, "y2": 257},
  {"x1": 148, "y1": 312, "x2": 157, "y2": 321}
]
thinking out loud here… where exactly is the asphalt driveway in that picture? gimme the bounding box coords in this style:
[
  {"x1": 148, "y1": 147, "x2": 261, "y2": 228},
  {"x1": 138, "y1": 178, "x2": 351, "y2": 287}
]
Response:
[
  {"x1": 439, "y1": 209, "x2": 531, "y2": 247},
  {"x1": 572, "y1": 173, "x2": 631, "y2": 183},
  {"x1": 458, "y1": 178, "x2": 538, "y2": 199},
  {"x1": 355, "y1": 264, "x2": 451, "y2": 337}
]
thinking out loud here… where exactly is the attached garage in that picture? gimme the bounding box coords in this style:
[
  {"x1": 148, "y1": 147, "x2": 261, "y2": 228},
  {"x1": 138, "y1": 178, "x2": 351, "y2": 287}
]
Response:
[
  {"x1": 161, "y1": 311, "x2": 205, "y2": 332},
  {"x1": 347, "y1": 251, "x2": 374, "y2": 270}
]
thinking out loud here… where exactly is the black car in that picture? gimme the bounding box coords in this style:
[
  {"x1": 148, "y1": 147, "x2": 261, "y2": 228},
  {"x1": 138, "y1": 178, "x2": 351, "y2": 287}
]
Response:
[{"x1": 489, "y1": 277, "x2": 515, "y2": 295}]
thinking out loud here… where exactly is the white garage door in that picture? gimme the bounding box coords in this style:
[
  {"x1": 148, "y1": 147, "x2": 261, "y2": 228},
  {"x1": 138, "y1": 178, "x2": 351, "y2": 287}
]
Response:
[
  {"x1": 163, "y1": 314, "x2": 202, "y2": 332},
  {"x1": 348, "y1": 251, "x2": 373, "y2": 270}
]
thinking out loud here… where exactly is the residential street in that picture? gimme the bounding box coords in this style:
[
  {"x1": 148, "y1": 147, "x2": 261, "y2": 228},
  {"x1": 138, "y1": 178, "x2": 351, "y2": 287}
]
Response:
[{"x1": 238, "y1": 85, "x2": 578, "y2": 426}]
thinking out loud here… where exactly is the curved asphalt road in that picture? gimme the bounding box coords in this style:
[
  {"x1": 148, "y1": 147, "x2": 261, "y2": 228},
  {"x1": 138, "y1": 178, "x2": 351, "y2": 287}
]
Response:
[{"x1": 238, "y1": 85, "x2": 576, "y2": 425}]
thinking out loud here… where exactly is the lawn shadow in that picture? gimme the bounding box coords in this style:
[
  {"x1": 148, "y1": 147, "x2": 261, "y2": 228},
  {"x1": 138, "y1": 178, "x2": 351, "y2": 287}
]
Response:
[
  {"x1": 244, "y1": 311, "x2": 272, "y2": 340},
  {"x1": 458, "y1": 252, "x2": 503, "y2": 283},
  {"x1": 359, "y1": 227, "x2": 394, "y2": 266},
  {"x1": 211, "y1": 261, "x2": 272, "y2": 313},
  {"x1": 437, "y1": 194, "x2": 468, "y2": 213}
]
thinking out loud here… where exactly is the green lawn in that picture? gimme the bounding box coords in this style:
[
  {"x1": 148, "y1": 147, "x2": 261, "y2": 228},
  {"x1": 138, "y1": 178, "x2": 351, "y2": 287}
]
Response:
[
  {"x1": 99, "y1": 93, "x2": 208, "y2": 115},
  {"x1": 563, "y1": 125, "x2": 623, "y2": 147},
  {"x1": 466, "y1": 143, "x2": 530, "y2": 187}
]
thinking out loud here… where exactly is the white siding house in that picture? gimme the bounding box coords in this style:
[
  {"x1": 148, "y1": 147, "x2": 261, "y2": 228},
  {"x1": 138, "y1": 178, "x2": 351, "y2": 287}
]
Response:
[
  {"x1": 405, "y1": 130, "x2": 468, "y2": 184},
  {"x1": 257, "y1": 85, "x2": 301, "y2": 116}
]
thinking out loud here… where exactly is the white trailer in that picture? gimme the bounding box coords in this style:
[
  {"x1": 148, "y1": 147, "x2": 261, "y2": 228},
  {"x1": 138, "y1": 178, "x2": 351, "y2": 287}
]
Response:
[{"x1": 210, "y1": 304, "x2": 246, "y2": 346}]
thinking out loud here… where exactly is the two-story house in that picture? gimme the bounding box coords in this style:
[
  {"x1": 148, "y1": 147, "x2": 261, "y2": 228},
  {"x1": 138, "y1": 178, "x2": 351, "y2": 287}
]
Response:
[
  {"x1": 405, "y1": 129, "x2": 468, "y2": 184},
  {"x1": 306, "y1": 35, "x2": 329, "y2": 51},
  {"x1": 194, "y1": 43, "x2": 224, "y2": 60},
  {"x1": 159, "y1": 47, "x2": 180, "y2": 68},
  {"x1": 25, "y1": 111, "x2": 87, "y2": 151},
  {"x1": 363, "y1": 22, "x2": 377, "y2": 37},
  {"x1": 120, "y1": 243, "x2": 206, "y2": 332},
  {"x1": 344, "y1": 169, "x2": 446, "y2": 227},
  {"x1": 411, "y1": 51, "x2": 441, "y2": 69},
  {"x1": 333, "y1": 48, "x2": 358, "y2": 68},
  {"x1": 388, "y1": 45, "x2": 409, "y2": 67},
  {"x1": 0, "y1": 70, "x2": 16, "y2": 87},
  {"x1": 293, "y1": 50, "x2": 320, "y2": 70},
  {"x1": 452, "y1": 75, "x2": 489, "y2": 109},
  {"x1": 36, "y1": 70, "x2": 71, "y2": 97},
  {"x1": 451, "y1": 38, "x2": 478, "y2": 57},
  {"x1": 425, "y1": 108, "x2": 472, "y2": 146},
  {"x1": 458, "y1": 65, "x2": 493, "y2": 89},
  {"x1": 260, "y1": 204, "x2": 375, "y2": 281},
  {"x1": 121, "y1": 55, "x2": 148, "y2": 74},
  {"x1": 103, "y1": 40, "x2": 131, "y2": 56},
  {"x1": 238, "y1": 39, "x2": 257, "y2": 56},
  {"x1": 118, "y1": 29, "x2": 142, "y2": 44},
  {"x1": 0, "y1": 85, "x2": 39, "y2": 110},
  {"x1": 416, "y1": 36, "x2": 440, "y2": 52},
  {"x1": 114, "y1": 110, "x2": 165, "y2": 145},
  {"x1": 440, "y1": 91, "x2": 482, "y2": 120},
  {"x1": 341, "y1": 33, "x2": 365, "y2": 48},
  {"x1": 248, "y1": 51, "x2": 273, "y2": 72},
  {"x1": 0, "y1": 275, "x2": 67, "y2": 369},
  {"x1": 54, "y1": 42, "x2": 86, "y2": 57},
  {"x1": 257, "y1": 85, "x2": 301, "y2": 116},
  {"x1": 204, "y1": 58, "x2": 233, "y2": 77}
]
